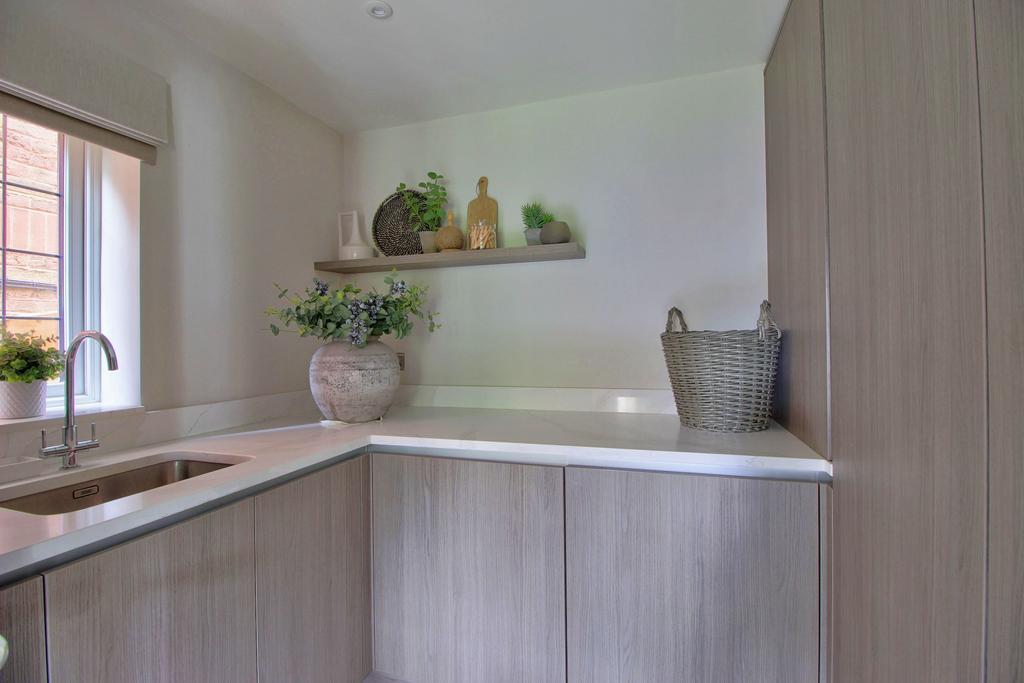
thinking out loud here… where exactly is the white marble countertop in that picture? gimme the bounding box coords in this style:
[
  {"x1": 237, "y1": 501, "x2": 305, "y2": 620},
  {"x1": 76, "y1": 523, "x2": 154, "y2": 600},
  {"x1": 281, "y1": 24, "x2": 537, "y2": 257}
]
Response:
[{"x1": 0, "y1": 406, "x2": 830, "y2": 583}]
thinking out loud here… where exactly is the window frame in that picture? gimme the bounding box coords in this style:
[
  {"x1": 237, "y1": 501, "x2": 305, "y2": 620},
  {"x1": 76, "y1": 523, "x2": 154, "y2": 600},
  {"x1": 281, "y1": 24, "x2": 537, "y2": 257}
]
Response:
[{"x1": 50, "y1": 137, "x2": 102, "y2": 406}]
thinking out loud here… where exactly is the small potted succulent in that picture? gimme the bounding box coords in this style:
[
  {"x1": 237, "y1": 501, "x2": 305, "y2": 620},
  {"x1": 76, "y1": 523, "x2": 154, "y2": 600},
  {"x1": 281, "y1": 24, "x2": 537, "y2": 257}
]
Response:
[
  {"x1": 397, "y1": 171, "x2": 448, "y2": 253},
  {"x1": 0, "y1": 329, "x2": 63, "y2": 419},
  {"x1": 521, "y1": 202, "x2": 554, "y2": 246},
  {"x1": 266, "y1": 275, "x2": 439, "y2": 423}
]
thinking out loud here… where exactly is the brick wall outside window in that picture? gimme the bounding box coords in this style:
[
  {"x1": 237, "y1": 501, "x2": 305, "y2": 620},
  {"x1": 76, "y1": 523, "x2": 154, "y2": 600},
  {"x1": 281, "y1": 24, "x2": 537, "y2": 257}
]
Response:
[{"x1": 1, "y1": 114, "x2": 63, "y2": 346}]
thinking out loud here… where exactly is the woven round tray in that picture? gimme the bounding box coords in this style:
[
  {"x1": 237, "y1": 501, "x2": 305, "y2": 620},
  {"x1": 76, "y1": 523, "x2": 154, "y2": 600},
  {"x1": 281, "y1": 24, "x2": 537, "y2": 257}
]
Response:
[
  {"x1": 660, "y1": 300, "x2": 782, "y2": 432},
  {"x1": 373, "y1": 191, "x2": 425, "y2": 257}
]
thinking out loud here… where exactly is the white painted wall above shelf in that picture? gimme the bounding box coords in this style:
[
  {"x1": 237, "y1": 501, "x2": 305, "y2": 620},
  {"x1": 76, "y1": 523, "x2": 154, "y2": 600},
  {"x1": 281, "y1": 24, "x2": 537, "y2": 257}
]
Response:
[{"x1": 314, "y1": 242, "x2": 585, "y2": 274}]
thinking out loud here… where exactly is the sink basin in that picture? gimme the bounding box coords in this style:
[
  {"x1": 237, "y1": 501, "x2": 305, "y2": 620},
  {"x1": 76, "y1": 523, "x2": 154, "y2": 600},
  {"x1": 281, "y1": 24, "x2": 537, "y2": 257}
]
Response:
[{"x1": 0, "y1": 458, "x2": 236, "y2": 515}]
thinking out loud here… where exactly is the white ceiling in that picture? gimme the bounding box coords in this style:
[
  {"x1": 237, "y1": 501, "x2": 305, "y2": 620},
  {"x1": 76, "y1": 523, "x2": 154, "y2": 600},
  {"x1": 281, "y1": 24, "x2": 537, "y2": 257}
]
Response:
[{"x1": 129, "y1": 0, "x2": 787, "y2": 133}]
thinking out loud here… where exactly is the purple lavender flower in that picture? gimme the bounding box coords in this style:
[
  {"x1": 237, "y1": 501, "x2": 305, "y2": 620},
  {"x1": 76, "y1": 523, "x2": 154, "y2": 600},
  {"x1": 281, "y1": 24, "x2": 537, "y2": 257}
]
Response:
[
  {"x1": 390, "y1": 280, "x2": 408, "y2": 296},
  {"x1": 313, "y1": 278, "x2": 329, "y2": 296}
]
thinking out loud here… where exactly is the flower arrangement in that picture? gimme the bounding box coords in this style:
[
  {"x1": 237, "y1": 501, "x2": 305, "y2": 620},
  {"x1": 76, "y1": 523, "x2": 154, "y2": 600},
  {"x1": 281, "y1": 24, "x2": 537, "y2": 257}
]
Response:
[
  {"x1": 266, "y1": 275, "x2": 439, "y2": 347},
  {"x1": 397, "y1": 171, "x2": 448, "y2": 232},
  {"x1": 0, "y1": 328, "x2": 64, "y2": 383}
]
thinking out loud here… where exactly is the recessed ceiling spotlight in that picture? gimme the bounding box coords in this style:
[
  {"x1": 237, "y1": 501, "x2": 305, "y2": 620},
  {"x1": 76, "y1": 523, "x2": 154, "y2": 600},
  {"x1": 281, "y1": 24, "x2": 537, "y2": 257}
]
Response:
[{"x1": 365, "y1": 0, "x2": 393, "y2": 19}]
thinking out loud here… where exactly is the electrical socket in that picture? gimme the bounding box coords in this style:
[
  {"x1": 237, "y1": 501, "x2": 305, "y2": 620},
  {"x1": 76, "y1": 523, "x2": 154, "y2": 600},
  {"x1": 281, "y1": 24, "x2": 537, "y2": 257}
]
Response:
[{"x1": 397, "y1": 352, "x2": 405, "y2": 371}]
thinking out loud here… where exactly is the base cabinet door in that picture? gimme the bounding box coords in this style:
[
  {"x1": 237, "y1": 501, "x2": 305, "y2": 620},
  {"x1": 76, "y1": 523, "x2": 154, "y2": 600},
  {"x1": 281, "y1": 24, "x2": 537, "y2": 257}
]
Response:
[
  {"x1": 566, "y1": 467, "x2": 820, "y2": 683},
  {"x1": 0, "y1": 577, "x2": 46, "y2": 683},
  {"x1": 44, "y1": 500, "x2": 257, "y2": 683},
  {"x1": 371, "y1": 453, "x2": 566, "y2": 683},
  {"x1": 255, "y1": 455, "x2": 372, "y2": 683}
]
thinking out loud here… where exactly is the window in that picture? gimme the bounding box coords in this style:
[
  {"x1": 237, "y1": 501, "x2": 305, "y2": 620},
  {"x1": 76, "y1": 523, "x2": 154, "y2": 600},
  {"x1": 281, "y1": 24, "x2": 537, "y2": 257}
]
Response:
[{"x1": 0, "y1": 113, "x2": 100, "y2": 403}]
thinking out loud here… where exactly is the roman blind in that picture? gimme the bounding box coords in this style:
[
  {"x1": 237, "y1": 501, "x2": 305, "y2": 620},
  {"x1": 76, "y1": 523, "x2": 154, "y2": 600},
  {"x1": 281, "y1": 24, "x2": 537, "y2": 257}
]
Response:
[{"x1": 0, "y1": 3, "x2": 168, "y2": 164}]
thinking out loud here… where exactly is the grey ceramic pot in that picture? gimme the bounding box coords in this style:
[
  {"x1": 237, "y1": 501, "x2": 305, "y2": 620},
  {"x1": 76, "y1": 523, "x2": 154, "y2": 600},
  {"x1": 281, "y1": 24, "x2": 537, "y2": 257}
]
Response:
[
  {"x1": 309, "y1": 339, "x2": 399, "y2": 422},
  {"x1": 419, "y1": 231, "x2": 438, "y2": 254},
  {"x1": 540, "y1": 221, "x2": 571, "y2": 244},
  {"x1": 523, "y1": 228, "x2": 542, "y2": 246}
]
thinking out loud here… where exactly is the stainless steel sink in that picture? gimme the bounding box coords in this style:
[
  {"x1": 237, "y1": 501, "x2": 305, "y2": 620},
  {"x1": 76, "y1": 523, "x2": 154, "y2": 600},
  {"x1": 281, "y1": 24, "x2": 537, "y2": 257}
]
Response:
[{"x1": 0, "y1": 459, "x2": 235, "y2": 515}]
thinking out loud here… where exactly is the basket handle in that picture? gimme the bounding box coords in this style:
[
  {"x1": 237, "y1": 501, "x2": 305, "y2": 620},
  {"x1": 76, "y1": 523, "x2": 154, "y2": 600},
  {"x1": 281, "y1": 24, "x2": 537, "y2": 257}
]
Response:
[
  {"x1": 665, "y1": 307, "x2": 688, "y2": 333},
  {"x1": 757, "y1": 300, "x2": 782, "y2": 340}
]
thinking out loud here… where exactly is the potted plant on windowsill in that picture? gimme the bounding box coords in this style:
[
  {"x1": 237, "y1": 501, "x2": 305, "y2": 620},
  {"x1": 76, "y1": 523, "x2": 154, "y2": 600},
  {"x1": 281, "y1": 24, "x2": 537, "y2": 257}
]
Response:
[
  {"x1": 521, "y1": 202, "x2": 554, "y2": 246},
  {"x1": 0, "y1": 329, "x2": 64, "y2": 419},
  {"x1": 397, "y1": 171, "x2": 448, "y2": 253},
  {"x1": 266, "y1": 275, "x2": 439, "y2": 423}
]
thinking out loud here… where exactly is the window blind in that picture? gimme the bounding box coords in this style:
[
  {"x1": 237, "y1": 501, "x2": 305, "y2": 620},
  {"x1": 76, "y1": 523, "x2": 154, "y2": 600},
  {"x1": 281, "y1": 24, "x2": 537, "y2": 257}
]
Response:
[{"x1": 0, "y1": 3, "x2": 168, "y2": 164}]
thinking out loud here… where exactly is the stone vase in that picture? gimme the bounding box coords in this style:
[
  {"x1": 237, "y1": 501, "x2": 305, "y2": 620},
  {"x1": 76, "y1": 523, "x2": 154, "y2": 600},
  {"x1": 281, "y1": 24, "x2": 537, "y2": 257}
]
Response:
[
  {"x1": 309, "y1": 339, "x2": 399, "y2": 423},
  {"x1": 523, "y1": 228, "x2": 542, "y2": 246},
  {"x1": 0, "y1": 380, "x2": 47, "y2": 419}
]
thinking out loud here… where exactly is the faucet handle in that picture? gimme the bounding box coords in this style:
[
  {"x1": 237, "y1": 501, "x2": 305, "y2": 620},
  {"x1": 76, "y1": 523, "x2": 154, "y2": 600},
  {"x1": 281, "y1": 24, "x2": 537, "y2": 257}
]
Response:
[
  {"x1": 74, "y1": 423, "x2": 99, "y2": 449},
  {"x1": 40, "y1": 426, "x2": 68, "y2": 456}
]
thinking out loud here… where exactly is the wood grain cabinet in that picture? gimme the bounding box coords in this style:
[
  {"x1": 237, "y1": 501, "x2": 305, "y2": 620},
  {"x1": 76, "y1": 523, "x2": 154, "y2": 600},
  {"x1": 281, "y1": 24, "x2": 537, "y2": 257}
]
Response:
[
  {"x1": 566, "y1": 467, "x2": 820, "y2": 683},
  {"x1": 823, "y1": 0, "x2": 987, "y2": 680},
  {"x1": 0, "y1": 577, "x2": 46, "y2": 683},
  {"x1": 370, "y1": 453, "x2": 566, "y2": 683},
  {"x1": 975, "y1": 0, "x2": 1024, "y2": 677},
  {"x1": 764, "y1": 0, "x2": 831, "y2": 458},
  {"x1": 255, "y1": 455, "x2": 372, "y2": 683},
  {"x1": 44, "y1": 500, "x2": 258, "y2": 683},
  {"x1": 11, "y1": 454, "x2": 828, "y2": 683},
  {"x1": 765, "y1": 0, "x2": 1009, "y2": 679}
]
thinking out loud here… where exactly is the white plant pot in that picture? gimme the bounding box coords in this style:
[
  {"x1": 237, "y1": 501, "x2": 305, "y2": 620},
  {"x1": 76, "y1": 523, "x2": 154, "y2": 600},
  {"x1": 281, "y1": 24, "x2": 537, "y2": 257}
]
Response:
[
  {"x1": 309, "y1": 339, "x2": 400, "y2": 423},
  {"x1": 0, "y1": 380, "x2": 47, "y2": 419}
]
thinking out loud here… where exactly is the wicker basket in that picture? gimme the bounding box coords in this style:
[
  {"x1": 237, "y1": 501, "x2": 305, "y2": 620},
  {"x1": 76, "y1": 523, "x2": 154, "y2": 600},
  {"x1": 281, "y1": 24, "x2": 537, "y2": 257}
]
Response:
[{"x1": 661, "y1": 300, "x2": 782, "y2": 432}]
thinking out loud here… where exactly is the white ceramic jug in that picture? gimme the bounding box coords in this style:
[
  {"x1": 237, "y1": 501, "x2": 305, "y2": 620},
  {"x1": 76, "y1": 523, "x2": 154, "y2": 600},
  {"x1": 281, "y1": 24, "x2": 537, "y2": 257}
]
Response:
[{"x1": 337, "y1": 210, "x2": 375, "y2": 260}]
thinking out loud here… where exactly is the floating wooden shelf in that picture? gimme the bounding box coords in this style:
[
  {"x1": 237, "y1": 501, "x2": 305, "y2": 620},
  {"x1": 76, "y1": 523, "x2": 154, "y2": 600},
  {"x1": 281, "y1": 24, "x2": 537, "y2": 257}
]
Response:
[{"x1": 315, "y1": 242, "x2": 585, "y2": 274}]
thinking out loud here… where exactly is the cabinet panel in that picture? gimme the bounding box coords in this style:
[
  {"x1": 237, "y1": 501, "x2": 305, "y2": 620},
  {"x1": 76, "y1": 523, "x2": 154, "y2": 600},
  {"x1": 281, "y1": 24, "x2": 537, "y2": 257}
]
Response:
[
  {"x1": 566, "y1": 467, "x2": 819, "y2": 683},
  {"x1": 975, "y1": 0, "x2": 1024, "y2": 678},
  {"x1": 765, "y1": 0, "x2": 830, "y2": 457},
  {"x1": 0, "y1": 577, "x2": 46, "y2": 683},
  {"x1": 371, "y1": 453, "x2": 565, "y2": 683},
  {"x1": 44, "y1": 500, "x2": 257, "y2": 683},
  {"x1": 256, "y1": 455, "x2": 372, "y2": 683},
  {"x1": 822, "y1": 0, "x2": 987, "y2": 680}
]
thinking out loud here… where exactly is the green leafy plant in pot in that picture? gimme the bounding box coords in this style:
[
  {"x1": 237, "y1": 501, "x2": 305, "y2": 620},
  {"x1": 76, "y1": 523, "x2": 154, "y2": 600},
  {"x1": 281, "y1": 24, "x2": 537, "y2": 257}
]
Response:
[
  {"x1": 397, "y1": 171, "x2": 447, "y2": 254},
  {"x1": 0, "y1": 328, "x2": 64, "y2": 419},
  {"x1": 266, "y1": 275, "x2": 439, "y2": 423},
  {"x1": 521, "y1": 202, "x2": 554, "y2": 246}
]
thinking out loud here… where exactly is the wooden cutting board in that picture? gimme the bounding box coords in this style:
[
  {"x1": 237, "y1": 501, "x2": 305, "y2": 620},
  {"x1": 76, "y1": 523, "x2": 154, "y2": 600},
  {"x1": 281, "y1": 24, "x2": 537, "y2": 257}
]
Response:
[{"x1": 466, "y1": 177, "x2": 498, "y2": 230}]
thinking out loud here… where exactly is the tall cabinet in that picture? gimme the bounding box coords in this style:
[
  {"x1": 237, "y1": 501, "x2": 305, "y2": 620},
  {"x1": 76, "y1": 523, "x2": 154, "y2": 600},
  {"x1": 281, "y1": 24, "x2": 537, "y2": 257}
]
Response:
[
  {"x1": 764, "y1": 0, "x2": 830, "y2": 458},
  {"x1": 765, "y1": 0, "x2": 1020, "y2": 680},
  {"x1": 974, "y1": 0, "x2": 1024, "y2": 679},
  {"x1": 825, "y1": 0, "x2": 987, "y2": 680}
]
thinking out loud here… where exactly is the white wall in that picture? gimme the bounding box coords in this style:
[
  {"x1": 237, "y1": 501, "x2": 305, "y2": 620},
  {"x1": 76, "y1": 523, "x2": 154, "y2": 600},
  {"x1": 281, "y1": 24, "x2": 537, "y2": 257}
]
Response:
[
  {"x1": 4, "y1": 0, "x2": 768, "y2": 404},
  {"x1": 341, "y1": 67, "x2": 768, "y2": 390},
  {"x1": 10, "y1": 0, "x2": 345, "y2": 410},
  {"x1": 99, "y1": 148, "x2": 142, "y2": 408}
]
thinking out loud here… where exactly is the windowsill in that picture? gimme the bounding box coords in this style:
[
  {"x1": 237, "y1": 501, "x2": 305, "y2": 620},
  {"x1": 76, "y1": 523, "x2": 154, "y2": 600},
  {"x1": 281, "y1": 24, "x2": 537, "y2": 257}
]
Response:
[{"x1": 0, "y1": 403, "x2": 145, "y2": 435}]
